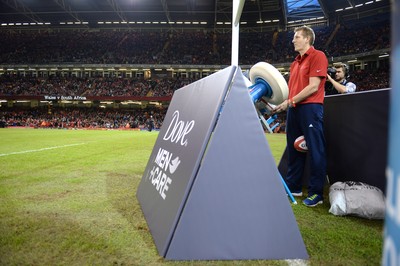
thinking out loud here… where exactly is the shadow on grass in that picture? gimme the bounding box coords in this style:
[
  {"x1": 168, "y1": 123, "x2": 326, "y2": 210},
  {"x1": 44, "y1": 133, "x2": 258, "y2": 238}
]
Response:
[
  {"x1": 0, "y1": 211, "x2": 138, "y2": 265},
  {"x1": 105, "y1": 171, "x2": 157, "y2": 249}
]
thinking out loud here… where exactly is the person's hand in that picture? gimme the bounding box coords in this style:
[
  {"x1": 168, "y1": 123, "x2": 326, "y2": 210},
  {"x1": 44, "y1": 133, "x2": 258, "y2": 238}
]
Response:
[
  {"x1": 271, "y1": 99, "x2": 289, "y2": 114},
  {"x1": 326, "y1": 74, "x2": 333, "y2": 83}
]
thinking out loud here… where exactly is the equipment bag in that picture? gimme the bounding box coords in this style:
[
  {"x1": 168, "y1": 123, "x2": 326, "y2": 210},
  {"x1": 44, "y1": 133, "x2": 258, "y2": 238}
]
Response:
[{"x1": 329, "y1": 181, "x2": 385, "y2": 219}]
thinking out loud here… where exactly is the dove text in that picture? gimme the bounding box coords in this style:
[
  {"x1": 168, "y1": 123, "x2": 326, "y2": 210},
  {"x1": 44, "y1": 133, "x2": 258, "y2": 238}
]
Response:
[{"x1": 163, "y1": 110, "x2": 195, "y2": 146}]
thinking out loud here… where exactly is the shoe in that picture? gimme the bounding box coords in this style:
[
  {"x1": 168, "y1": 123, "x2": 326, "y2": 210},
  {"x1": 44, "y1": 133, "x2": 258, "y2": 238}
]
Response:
[
  {"x1": 290, "y1": 190, "x2": 303, "y2": 197},
  {"x1": 303, "y1": 194, "x2": 323, "y2": 207}
]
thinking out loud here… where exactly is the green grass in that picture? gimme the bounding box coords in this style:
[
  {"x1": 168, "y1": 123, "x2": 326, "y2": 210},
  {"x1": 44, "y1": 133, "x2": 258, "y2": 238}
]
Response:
[{"x1": 0, "y1": 128, "x2": 383, "y2": 265}]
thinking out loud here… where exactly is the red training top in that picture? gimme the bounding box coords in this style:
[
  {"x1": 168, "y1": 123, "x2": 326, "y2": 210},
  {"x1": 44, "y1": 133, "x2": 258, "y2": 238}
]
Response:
[{"x1": 288, "y1": 46, "x2": 328, "y2": 104}]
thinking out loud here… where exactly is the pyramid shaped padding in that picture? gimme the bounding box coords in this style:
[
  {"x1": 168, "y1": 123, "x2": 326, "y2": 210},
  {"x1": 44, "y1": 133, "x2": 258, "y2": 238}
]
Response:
[
  {"x1": 165, "y1": 68, "x2": 308, "y2": 260},
  {"x1": 137, "y1": 66, "x2": 237, "y2": 256}
]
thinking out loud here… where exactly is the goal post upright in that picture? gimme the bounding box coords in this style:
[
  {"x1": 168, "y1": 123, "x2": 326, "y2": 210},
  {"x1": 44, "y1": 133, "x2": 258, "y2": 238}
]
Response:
[{"x1": 231, "y1": 0, "x2": 245, "y2": 66}]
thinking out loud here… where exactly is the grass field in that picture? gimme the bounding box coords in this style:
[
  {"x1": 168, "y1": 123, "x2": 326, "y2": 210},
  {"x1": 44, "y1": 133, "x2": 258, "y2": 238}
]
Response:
[{"x1": 0, "y1": 128, "x2": 383, "y2": 265}]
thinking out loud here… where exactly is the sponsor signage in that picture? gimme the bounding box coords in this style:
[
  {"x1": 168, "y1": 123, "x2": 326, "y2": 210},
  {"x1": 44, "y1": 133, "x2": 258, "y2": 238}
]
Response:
[
  {"x1": 137, "y1": 65, "x2": 308, "y2": 260},
  {"x1": 383, "y1": 1, "x2": 400, "y2": 265},
  {"x1": 43, "y1": 95, "x2": 87, "y2": 101},
  {"x1": 137, "y1": 66, "x2": 236, "y2": 256}
]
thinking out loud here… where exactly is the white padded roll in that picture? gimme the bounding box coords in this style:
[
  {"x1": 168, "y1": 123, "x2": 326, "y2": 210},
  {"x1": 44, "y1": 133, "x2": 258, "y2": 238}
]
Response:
[{"x1": 249, "y1": 62, "x2": 289, "y2": 105}]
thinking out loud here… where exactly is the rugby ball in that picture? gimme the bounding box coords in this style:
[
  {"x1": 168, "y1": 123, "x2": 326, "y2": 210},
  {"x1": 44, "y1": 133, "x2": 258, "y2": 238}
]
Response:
[{"x1": 294, "y1": 135, "x2": 308, "y2": 152}]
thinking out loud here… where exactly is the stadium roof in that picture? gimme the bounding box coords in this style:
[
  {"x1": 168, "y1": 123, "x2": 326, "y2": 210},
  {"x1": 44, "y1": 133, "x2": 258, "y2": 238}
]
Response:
[{"x1": 0, "y1": 0, "x2": 391, "y2": 29}]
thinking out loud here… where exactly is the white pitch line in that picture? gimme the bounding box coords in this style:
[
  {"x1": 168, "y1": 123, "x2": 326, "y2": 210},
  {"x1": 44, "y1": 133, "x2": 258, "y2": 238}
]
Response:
[{"x1": 0, "y1": 143, "x2": 86, "y2": 157}]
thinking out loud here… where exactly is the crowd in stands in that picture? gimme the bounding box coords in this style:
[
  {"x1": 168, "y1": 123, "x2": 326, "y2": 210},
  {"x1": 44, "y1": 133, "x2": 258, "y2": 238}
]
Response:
[
  {"x1": 0, "y1": 64, "x2": 390, "y2": 130},
  {"x1": 0, "y1": 17, "x2": 391, "y2": 130},
  {"x1": 326, "y1": 20, "x2": 390, "y2": 58},
  {"x1": 0, "y1": 18, "x2": 390, "y2": 65},
  {"x1": 349, "y1": 67, "x2": 390, "y2": 92},
  {"x1": 0, "y1": 67, "x2": 389, "y2": 98},
  {"x1": 0, "y1": 107, "x2": 166, "y2": 130},
  {"x1": 0, "y1": 75, "x2": 196, "y2": 97}
]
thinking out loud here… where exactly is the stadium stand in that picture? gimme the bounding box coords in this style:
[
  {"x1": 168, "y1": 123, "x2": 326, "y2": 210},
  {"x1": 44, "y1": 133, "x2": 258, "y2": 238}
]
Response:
[
  {"x1": 0, "y1": 19, "x2": 390, "y2": 65},
  {"x1": 0, "y1": 14, "x2": 391, "y2": 129},
  {"x1": 0, "y1": 107, "x2": 166, "y2": 130}
]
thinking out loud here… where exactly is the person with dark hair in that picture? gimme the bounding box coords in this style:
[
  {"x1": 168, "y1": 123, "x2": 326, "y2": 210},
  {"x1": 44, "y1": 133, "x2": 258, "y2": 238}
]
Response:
[
  {"x1": 272, "y1": 25, "x2": 328, "y2": 207},
  {"x1": 325, "y1": 63, "x2": 357, "y2": 95},
  {"x1": 147, "y1": 115, "x2": 155, "y2": 132}
]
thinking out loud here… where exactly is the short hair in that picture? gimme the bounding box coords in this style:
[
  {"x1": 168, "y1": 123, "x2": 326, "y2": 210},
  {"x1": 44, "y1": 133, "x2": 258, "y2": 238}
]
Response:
[
  {"x1": 294, "y1": 26, "x2": 315, "y2": 45},
  {"x1": 334, "y1": 63, "x2": 349, "y2": 77}
]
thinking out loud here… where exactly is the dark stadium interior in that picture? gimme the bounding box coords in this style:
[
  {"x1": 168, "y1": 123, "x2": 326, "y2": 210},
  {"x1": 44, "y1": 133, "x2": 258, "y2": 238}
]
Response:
[
  {"x1": 0, "y1": 0, "x2": 392, "y2": 130},
  {"x1": 0, "y1": 0, "x2": 391, "y2": 27}
]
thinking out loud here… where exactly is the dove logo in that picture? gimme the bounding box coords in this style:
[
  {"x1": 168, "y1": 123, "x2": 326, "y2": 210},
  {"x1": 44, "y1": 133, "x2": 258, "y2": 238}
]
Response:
[
  {"x1": 168, "y1": 156, "x2": 181, "y2": 174},
  {"x1": 163, "y1": 110, "x2": 195, "y2": 146}
]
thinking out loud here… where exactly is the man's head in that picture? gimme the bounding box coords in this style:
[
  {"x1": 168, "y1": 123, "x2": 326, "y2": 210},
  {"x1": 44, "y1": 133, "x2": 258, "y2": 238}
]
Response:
[
  {"x1": 334, "y1": 63, "x2": 349, "y2": 81},
  {"x1": 292, "y1": 26, "x2": 315, "y2": 54}
]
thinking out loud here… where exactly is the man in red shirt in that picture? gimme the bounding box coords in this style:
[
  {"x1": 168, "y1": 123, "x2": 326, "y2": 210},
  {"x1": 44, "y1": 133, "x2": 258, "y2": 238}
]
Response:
[{"x1": 273, "y1": 26, "x2": 328, "y2": 207}]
